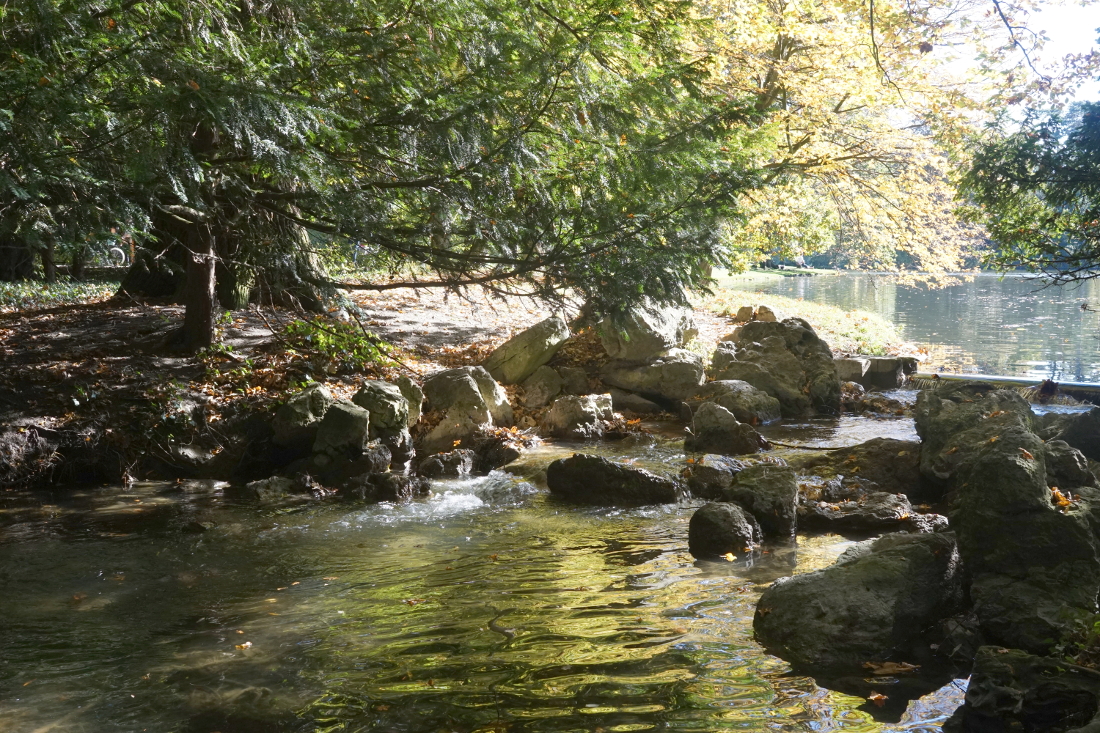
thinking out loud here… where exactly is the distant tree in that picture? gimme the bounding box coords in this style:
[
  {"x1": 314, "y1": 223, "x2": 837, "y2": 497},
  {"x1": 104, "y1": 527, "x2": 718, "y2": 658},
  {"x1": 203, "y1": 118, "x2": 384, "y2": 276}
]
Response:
[
  {"x1": 0, "y1": 0, "x2": 765, "y2": 350},
  {"x1": 959, "y1": 101, "x2": 1100, "y2": 280}
]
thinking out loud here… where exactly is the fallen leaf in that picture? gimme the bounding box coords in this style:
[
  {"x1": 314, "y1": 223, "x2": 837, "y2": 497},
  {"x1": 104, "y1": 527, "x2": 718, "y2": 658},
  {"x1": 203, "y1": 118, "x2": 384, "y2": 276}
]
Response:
[
  {"x1": 723, "y1": 552, "x2": 736, "y2": 562},
  {"x1": 1019, "y1": 448, "x2": 1034, "y2": 460},
  {"x1": 989, "y1": 435, "x2": 1000, "y2": 444},
  {"x1": 946, "y1": 446, "x2": 959, "y2": 454},
  {"x1": 235, "y1": 641, "x2": 252, "y2": 650},
  {"x1": 868, "y1": 691, "x2": 888, "y2": 707},
  {"x1": 404, "y1": 598, "x2": 426, "y2": 606}
]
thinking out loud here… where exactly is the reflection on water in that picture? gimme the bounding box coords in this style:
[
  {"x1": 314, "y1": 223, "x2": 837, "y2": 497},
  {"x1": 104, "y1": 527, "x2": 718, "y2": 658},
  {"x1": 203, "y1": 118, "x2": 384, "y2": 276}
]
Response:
[
  {"x1": 720, "y1": 272, "x2": 1100, "y2": 382},
  {"x1": 0, "y1": 424, "x2": 965, "y2": 732}
]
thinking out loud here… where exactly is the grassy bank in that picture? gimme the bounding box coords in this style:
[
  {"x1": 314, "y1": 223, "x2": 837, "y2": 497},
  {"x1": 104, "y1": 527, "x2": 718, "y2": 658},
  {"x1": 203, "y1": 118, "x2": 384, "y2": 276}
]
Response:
[
  {"x1": 0, "y1": 278, "x2": 121, "y2": 314},
  {"x1": 701, "y1": 289, "x2": 912, "y2": 356}
]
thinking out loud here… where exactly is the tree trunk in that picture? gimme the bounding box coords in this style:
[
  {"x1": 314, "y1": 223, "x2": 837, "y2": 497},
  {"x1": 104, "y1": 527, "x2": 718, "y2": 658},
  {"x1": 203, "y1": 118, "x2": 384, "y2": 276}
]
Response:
[
  {"x1": 183, "y1": 226, "x2": 216, "y2": 351},
  {"x1": 0, "y1": 236, "x2": 35, "y2": 281},
  {"x1": 71, "y1": 244, "x2": 88, "y2": 280},
  {"x1": 40, "y1": 237, "x2": 57, "y2": 284}
]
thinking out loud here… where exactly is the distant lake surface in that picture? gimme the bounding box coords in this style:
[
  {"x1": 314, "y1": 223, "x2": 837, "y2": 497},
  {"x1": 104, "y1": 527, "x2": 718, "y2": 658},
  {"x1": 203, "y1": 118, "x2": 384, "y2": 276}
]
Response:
[{"x1": 721, "y1": 272, "x2": 1100, "y2": 383}]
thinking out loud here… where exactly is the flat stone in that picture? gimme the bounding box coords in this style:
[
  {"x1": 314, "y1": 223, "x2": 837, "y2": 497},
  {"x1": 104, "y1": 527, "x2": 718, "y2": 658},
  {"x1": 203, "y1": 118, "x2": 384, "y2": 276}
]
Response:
[{"x1": 482, "y1": 315, "x2": 571, "y2": 384}]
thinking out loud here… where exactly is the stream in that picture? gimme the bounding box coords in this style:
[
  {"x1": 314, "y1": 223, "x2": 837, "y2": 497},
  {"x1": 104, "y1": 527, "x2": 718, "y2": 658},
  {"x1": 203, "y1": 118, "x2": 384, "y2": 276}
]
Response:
[{"x1": 0, "y1": 411, "x2": 972, "y2": 733}]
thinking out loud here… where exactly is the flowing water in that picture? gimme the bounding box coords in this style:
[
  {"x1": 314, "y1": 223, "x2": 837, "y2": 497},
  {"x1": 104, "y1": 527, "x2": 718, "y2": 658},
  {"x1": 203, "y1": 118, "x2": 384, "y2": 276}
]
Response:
[
  {"x1": 0, "y1": 423, "x2": 968, "y2": 733},
  {"x1": 719, "y1": 272, "x2": 1100, "y2": 381}
]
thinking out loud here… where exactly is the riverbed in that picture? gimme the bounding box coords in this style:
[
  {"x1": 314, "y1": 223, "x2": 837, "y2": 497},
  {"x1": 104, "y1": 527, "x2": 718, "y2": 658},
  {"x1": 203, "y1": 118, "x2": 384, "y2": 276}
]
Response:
[{"x1": 0, "y1": 415, "x2": 970, "y2": 733}]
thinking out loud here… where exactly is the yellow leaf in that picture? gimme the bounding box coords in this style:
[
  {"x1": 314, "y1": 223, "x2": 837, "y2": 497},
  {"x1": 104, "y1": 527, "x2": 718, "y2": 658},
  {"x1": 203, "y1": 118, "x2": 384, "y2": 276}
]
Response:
[
  {"x1": 235, "y1": 641, "x2": 252, "y2": 650},
  {"x1": 724, "y1": 552, "x2": 736, "y2": 561}
]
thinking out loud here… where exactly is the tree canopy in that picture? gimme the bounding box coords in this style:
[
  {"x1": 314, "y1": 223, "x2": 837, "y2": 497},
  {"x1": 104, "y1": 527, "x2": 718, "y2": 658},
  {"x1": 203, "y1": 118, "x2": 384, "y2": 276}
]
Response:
[{"x1": 960, "y1": 101, "x2": 1100, "y2": 280}]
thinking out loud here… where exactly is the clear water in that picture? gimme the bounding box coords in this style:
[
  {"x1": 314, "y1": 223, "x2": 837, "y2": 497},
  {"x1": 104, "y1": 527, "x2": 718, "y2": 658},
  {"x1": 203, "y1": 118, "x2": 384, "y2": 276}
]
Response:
[
  {"x1": 0, "y1": 426, "x2": 966, "y2": 733},
  {"x1": 720, "y1": 272, "x2": 1100, "y2": 382}
]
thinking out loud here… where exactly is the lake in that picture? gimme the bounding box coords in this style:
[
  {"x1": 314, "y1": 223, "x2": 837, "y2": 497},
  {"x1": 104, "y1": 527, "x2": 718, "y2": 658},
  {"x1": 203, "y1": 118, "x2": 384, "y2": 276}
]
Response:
[{"x1": 719, "y1": 272, "x2": 1100, "y2": 383}]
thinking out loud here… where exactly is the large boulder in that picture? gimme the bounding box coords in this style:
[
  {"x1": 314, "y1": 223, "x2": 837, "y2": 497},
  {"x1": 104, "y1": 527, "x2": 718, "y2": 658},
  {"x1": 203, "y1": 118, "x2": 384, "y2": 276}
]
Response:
[
  {"x1": 482, "y1": 315, "x2": 571, "y2": 384},
  {"x1": 394, "y1": 376, "x2": 424, "y2": 428},
  {"x1": 598, "y1": 299, "x2": 697, "y2": 362},
  {"x1": 558, "y1": 366, "x2": 590, "y2": 396},
  {"x1": 712, "y1": 318, "x2": 840, "y2": 417},
  {"x1": 683, "y1": 455, "x2": 746, "y2": 500},
  {"x1": 1038, "y1": 407, "x2": 1100, "y2": 462},
  {"x1": 271, "y1": 383, "x2": 335, "y2": 455},
  {"x1": 608, "y1": 387, "x2": 663, "y2": 415},
  {"x1": 753, "y1": 532, "x2": 964, "y2": 670},
  {"x1": 421, "y1": 367, "x2": 513, "y2": 455},
  {"x1": 600, "y1": 349, "x2": 706, "y2": 402},
  {"x1": 951, "y1": 425, "x2": 1100, "y2": 654},
  {"x1": 688, "y1": 502, "x2": 762, "y2": 558},
  {"x1": 684, "y1": 402, "x2": 769, "y2": 456},
  {"x1": 683, "y1": 380, "x2": 781, "y2": 426},
  {"x1": 943, "y1": 646, "x2": 1100, "y2": 733},
  {"x1": 352, "y1": 380, "x2": 413, "y2": 468},
  {"x1": 546, "y1": 453, "x2": 681, "y2": 506},
  {"x1": 914, "y1": 381, "x2": 1034, "y2": 487},
  {"x1": 312, "y1": 401, "x2": 371, "y2": 460},
  {"x1": 724, "y1": 464, "x2": 799, "y2": 537},
  {"x1": 540, "y1": 394, "x2": 614, "y2": 439},
  {"x1": 521, "y1": 365, "x2": 563, "y2": 408},
  {"x1": 417, "y1": 449, "x2": 476, "y2": 479},
  {"x1": 797, "y1": 438, "x2": 928, "y2": 502}
]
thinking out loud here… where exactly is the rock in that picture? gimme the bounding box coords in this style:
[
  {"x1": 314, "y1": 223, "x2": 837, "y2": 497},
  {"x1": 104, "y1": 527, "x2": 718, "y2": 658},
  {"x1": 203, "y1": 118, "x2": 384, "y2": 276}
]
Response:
[
  {"x1": 684, "y1": 455, "x2": 746, "y2": 500},
  {"x1": 712, "y1": 318, "x2": 840, "y2": 417},
  {"x1": 754, "y1": 304, "x2": 778, "y2": 322},
  {"x1": 271, "y1": 383, "x2": 335, "y2": 454},
  {"x1": 394, "y1": 376, "x2": 424, "y2": 428},
  {"x1": 914, "y1": 383, "x2": 1035, "y2": 493},
  {"x1": 862, "y1": 357, "x2": 907, "y2": 389},
  {"x1": 798, "y1": 438, "x2": 927, "y2": 502},
  {"x1": 799, "y1": 487, "x2": 943, "y2": 534},
  {"x1": 688, "y1": 502, "x2": 762, "y2": 558},
  {"x1": 417, "y1": 449, "x2": 476, "y2": 478},
  {"x1": 540, "y1": 394, "x2": 614, "y2": 439},
  {"x1": 684, "y1": 402, "x2": 769, "y2": 456},
  {"x1": 733, "y1": 305, "x2": 755, "y2": 323},
  {"x1": 598, "y1": 298, "x2": 698, "y2": 361},
  {"x1": 362, "y1": 473, "x2": 431, "y2": 503},
  {"x1": 753, "y1": 532, "x2": 964, "y2": 670},
  {"x1": 246, "y1": 476, "x2": 300, "y2": 502},
  {"x1": 353, "y1": 380, "x2": 414, "y2": 468},
  {"x1": 1046, "y1": 439, "x2": 1096, "y2": 489},
  {"x1": 558, "y1": 366, "x2": 590, "y2": 395},
  {"x1": 352, "y1": 380, "x2": 409, "y2": 436},
  {"x1": 951, "y1": 425, "x2": 1100, "y2": 654},
  {"x1": 312, "y1": 401, "x2": 371, "y2": 459},
  {"x1": 943, "y1": 646, "x2": 1100, "y2": 733},
  {"x1": 600, "y1": 349, "x2": 705, "y2": 402},
  {"x1": 421, "y1": 367, "x2": 513, "y2": 455},
  {"x1": 683, "y1": 380, "x2": 781, "y2": 425},
  {"x1": 546, "y1": 453, "x2": 681, "y2": 506},
  {"x1": 724, "y1": 464, "x2": 799, "y2": 537},
  {"x1": 1038, "y1": 407, "x2": 1100, "y2": 462},
  {"x1": 835, "y1": 357, "x2": 869, "y2": 384},
  {"x1": 307, "y1": 442, "x2": 392, "y2": 487},
  {"x1": 608, "y1": 387, "x2": 664, "y2": 415},
  {"x1": 482, "y1": 315, "x2": 571, "y2": 384},
  {"x1": 521, "y1": 365, "x2": 563, "y2": 408},
  {"x1": 471, "y1": 433, "x2": 525, "y2": 472}
]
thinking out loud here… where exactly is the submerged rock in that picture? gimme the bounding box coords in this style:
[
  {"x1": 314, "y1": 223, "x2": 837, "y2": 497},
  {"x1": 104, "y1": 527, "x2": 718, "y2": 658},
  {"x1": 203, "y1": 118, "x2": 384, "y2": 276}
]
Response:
[
  {"x1": 688, "y1": 502, "x2": 762, "y2": 558},
  {"x1": 546, "y1": 453, "x2": 681, "y2": 506},
  {"x1": 753, "y1": 532, "x2": 964, "y2": 670},
  {"x1": 482, "y1": 315, "x2": 571, "y2": 384},
  {"x1": 684, "y1": 402, "x2": 769, "y2": 456},
  {"x1": 711, "y1": 318, "x2": 840, "y2": 417}
]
